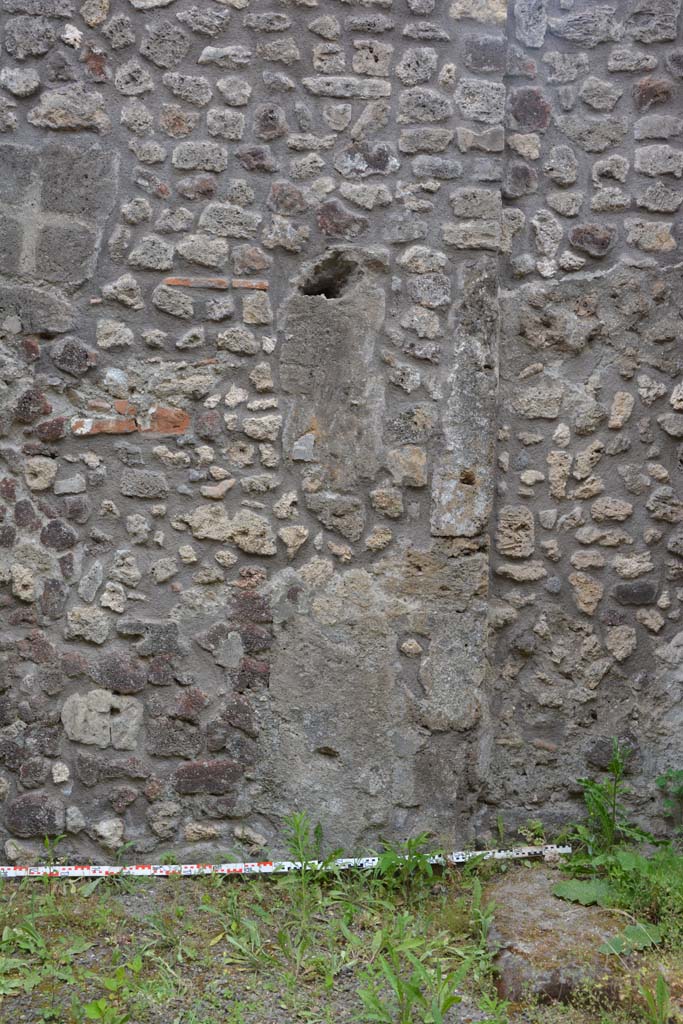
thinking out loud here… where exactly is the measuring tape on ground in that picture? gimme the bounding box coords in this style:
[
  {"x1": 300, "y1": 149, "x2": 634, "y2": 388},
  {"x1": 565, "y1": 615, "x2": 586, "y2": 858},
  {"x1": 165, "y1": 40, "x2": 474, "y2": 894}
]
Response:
[{"x1": 0, "y1": 844, "x2": 571, "y2": 879}]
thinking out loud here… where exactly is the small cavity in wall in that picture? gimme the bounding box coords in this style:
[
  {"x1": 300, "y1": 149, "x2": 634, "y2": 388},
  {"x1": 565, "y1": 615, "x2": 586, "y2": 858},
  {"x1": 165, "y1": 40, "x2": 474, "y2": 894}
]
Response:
[{"x1": 298, "y1": 250, "x2": 361, "y2": 299}]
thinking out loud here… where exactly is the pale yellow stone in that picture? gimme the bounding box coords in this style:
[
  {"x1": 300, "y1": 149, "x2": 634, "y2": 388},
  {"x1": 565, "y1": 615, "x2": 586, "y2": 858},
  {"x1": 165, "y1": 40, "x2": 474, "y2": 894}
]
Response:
[
  {"x1": 571, "y1": 549, "x2": 606, "y2": 569},
  {"x1": 450, "y1": 0, "x2": 506, "y2": 22},
  {"x1": 242, "y1": 291, "x2": 273, "y2": 325},
  {"x1": 508, "y1": 133, "x2": 541, "y2": 160},
  {"x1": 670, "y1": 383, "x2": 683, "y2": 411},
  {"x1": 365, "y1": 527, "x2": 393, "y2": 551},
  {"x1": 495, "y1": 560, "x2": 547, "y2": 582},
  {"x1": 552, "y1": 422, "x2": 571, "y2": 447},
  {"x1": 606, "y1": 625, "x2": 637, "y2": 662},
  {"x1": 647, "y1": 463, "x2": 669, "y2": 482},
  {"x1": 496, "y1": 505, "x2": 535, "y2": 559},
  {"x1": 200, "y1": 478, "x2": 235, "y2": 499},
  {"x1": 214, "y1": 549, "x2": 238, "y2": 568},
  {"x1": 386, "y1": 445, "x2": 428, "y2": 487},
  {"x1": 591, "y1": 496, "x2": 633, "y2": 522},
  {"x1": 637, "y1": 374, "x2": 667, "y2": 406},
  {"x1": 547, "y1": 450, "x2": 572, "y2": 498},
  {"x1": 327, "y1": 540, "x2": 352, "y2": 562},
  {"x1": 569, "y1": 572, "x2": 604, "y2": 615},
  {"x1": 184, "y1": 822, "x2": 220, "y2": 842},
  {"x1": 612, "y1": 552, "x2": 654, "y2": 578},
  {"x1": 573, "y1": 441, "x2": 605, "y2": 480},
  {"x1": 540, "y1": 539, "x2": 561, "y2": 561},
  {"x1": 575, "y1": 525, "x2": 634, "y2": 547},
  {"x1": 626, "y1": 220, "x2": 677, "y2": 253},
  {"x1": 299, "y1": 556, "x2": 335, "y2": 588},
  {"x1": 636, "y1": 608, "x2": 665, "y2": 633},
  {"x1": 569, "y1": 475, "x2": 604, "y2": 500},
  {"x1": 608, "y1": 391, "x2": 634, "y2": 429},
  {"x1": 11, "y1": 565, "x2": 35, "y2": 603},
  {"x1": 370, "y1": 485, "x2": 403, "y2": 518},
  {"x1": 279, "y1": 525, "x2": 309, "y2": 559},
  {"x1": 24, "y1": 456, "x2": 57, "y2": 491}
]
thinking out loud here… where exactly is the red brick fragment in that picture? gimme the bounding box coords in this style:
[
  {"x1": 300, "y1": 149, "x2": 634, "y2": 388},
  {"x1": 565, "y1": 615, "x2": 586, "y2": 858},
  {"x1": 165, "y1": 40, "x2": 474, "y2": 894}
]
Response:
[
  {"x1": 71, "y1": 417, "x2": 137, "y2": 436},
  {"x1": 231, "y1": 278, "x2": 269, "y2": 290},
  {"x1": 163, "y1": 276, "x2": 229, "y2": 290},
  {"x1": 114, "y1": 399, "x2": 136, "y2": 416},
  {"x1": 138, "y1": 406, "x2": 191, "y2": 435}
]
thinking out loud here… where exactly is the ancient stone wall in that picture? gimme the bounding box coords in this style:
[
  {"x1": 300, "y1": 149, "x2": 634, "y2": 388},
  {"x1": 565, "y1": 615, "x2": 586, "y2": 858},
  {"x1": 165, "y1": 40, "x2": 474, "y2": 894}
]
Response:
[
  {"x1": 489, "y1": 0, "x2": 683, "y2": 837},
  {"x1": 0, "y1": 0, "x2": 681, "y2": 861}
]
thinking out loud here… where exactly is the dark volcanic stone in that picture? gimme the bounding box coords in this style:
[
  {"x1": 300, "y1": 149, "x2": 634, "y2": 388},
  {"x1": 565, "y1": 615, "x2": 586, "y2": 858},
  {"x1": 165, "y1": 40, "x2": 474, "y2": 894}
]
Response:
[
  {"x1": 267, "y1": 180, "x2": 309, "y2": 216},
  {"x1": 116, "y1": 619, "x2": 181, "y2": 656},
  {"x1": 569, "y1": 223, "x2": 617, "y2": 257},
  {"x1": 50, "y1": 336, "x2": 96, "y2": 377},
  {"x1": 174, "y1": 759, "x2": 242, "y2": 794},
  {"x1": 91, "y1": 652, "x2": 147, "y2": 694},
  {"x1": 6, "y1": 792, "x2": 65, "y2": 837},
  {"x1": 503, "y1": 161, "x2": 538, "y2": 198},
  {"x1": 15, "y1": 499, "x2": 39, "y2": 531},
  {"x1": 0, "y1": 525, "x2": 16, "y2": 547},
  {"x1": 612, "y1": 580, "x2": 659, "y2": 605},
  {"x1": 40, "y1": 519, "x2": 76, "y2": 551},
  {"x1": 14, "y1": 388, "x2": 50, "y2": 425},
  {"x1": 40, "y1": 578, "x2": 69, "y2": 619},
  {"x1": 464, "y1": 35, "x2": 506, "y2": 73},
  {"x1": 633, "y1": 76, "x2": 675, "y2": 110},
  {"x1": 253, "y1": 103, "x2": 287, "y2": 140},
  {"x1": 19, "y1": 755, "x2": 50, "y2": 789},
  {"x1": 236, "y1": 145, "x2": 279, "y2": 173},
  {"x1": 194, "y1": 409, "x2": 223, "y2": 441},
  {"x1": 146, "y1": 718, "x2": 201, "y2": 758},
  {"x1": 36, "y1": 417, "x2": 67, "y2": 442},
  {"x1": 316, "y1": 199, "x2": 369, "y2": 239},
  {"x1": 586, "y1": 733, "x2": 641, "y2": 772},
  {"x1": 508, "y1": 86, "x2": 552, "y2": 130},
  {"x1": 666, "y1": 49, "x2": 683, "y2": 78}
]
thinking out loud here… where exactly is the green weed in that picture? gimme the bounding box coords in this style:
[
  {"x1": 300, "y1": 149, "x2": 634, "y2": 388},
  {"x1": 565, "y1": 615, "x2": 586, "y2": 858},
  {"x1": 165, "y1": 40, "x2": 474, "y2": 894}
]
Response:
[
  {"x1": 657, "y1": 770, "x2": 683, "y2": 833},
  {"x1": 638, "y1": 974, "x2": 673, "y2": 1024},
  {"x1": 568, "y1": 740, "x2": 654, "y2": 855},
  {"x1": 372, "y1": 832, "x2": 438, "y2": 899}
]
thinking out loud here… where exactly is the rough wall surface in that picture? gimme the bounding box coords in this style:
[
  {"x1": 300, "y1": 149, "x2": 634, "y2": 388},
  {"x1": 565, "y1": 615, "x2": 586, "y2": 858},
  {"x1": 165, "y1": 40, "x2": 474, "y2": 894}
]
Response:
[{"x1": 0, "y1": 0, "x2": 680, "y2": 861}]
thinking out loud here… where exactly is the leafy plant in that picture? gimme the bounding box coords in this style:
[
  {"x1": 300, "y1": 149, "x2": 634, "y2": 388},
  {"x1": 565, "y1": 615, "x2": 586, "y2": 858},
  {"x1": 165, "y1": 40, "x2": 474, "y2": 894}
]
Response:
[
  {"x1": 570, "y1": 740, "x2": 654, "y2": 854},
  {"x1": 373, "y1": 832, "x2": 438, "y2": 897},
  {"x1": 469, "y1": 878, "x2": 496, "y2": 947},
  {"x1": 282, "y1": 812, "x2": 342, "y2": 896},
  {"x1": 411, "y1": 959, "x2": 467, "y2": 1024},
  {"x1": 517, "y1": 819, "x2": 545, "y2": 847},
  {"x1": 598, "y1": 921, "x2": 662, "y2": 956},
  {"x1": 82, "y1": 997, "x2": 131, "y2": 1023},
  {"x1": 639, "y1": 974, "x2": 673, "y2": 1024},
  {"x1": 555, "y1": 842, "x2": 683, "y2": 951},
  {"x1": 284, "y1": 810, "x2": 324, "y2": 865},
  {"x1": 657, "y1": 769, "x2": 683, "y2": 832},
  {"x1": 552, "y1": 878, "x2": 617, "y2": 907},
  {"x1": 42, "y1": 833, "x2": 66, "y2": 866},
  {"x1": 477, "y1": 991, "x2": 511, "y2": 1024},
  {"x1": 357, "y1": 949, "x2": 467, "y2": 1024}
]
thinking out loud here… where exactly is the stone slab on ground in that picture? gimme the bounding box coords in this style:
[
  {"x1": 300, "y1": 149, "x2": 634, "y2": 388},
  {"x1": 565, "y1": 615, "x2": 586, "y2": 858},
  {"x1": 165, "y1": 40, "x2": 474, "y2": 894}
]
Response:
[{"x1": 486, "y1": 866, "x2": 628, "y2": 1005}]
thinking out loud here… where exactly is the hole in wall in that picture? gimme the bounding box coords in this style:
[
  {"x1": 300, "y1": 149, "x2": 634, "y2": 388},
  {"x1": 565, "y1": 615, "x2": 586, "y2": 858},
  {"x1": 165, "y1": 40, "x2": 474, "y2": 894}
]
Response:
[
  {"x1": 299, "y1": 251, "x2": 360, "y2": 299},
  {"x1": 315, "y1": 745, "x2": 340, "y2": 758},
  {"x1": 460, "y1": 468, "x2": 476, "y2": 485}
]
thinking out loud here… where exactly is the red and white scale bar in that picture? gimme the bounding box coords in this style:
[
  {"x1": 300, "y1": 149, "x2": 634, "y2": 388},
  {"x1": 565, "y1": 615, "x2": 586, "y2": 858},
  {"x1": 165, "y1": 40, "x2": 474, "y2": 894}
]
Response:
[{"x1": 0, "y1": 845, "x2": 571, "y2": 880}]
